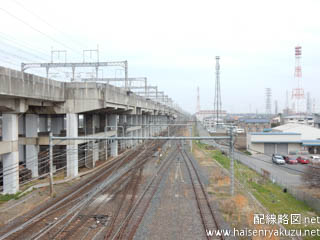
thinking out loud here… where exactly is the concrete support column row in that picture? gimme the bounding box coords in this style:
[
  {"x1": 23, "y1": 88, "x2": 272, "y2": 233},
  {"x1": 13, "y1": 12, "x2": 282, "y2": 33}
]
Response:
[{"x1": 2, "y1": 114, "x2": 19, "y2": 194}]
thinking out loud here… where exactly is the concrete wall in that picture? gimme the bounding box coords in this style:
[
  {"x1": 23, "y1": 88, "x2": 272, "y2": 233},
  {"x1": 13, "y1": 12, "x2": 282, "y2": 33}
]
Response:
[
  {"x1": 288, "y1": 143, "x2": 302, "y2": 154},
  {"x1": 248, "y1": 143, "x2": 264, "y2": 153}
]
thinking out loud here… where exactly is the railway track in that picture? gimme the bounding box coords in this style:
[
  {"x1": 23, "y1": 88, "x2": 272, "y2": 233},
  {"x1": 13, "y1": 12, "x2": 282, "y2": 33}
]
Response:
[
  {"x1": 2, "y1": 126, "x2": 222, "y2": 240},
  {"x1": 0, "y1": 137, "x2": 167, "y2": 240},
  {"x1": 110, "y1": 142, "x2": 179, "y2": 240},
  {"x1": 180, "y1": 147, "x2": 224, "y2": 240}
]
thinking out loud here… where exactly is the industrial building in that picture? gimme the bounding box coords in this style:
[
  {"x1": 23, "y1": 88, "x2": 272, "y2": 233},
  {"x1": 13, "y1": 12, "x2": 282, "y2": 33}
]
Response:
[
  {"x1": 247, "y1": 123, "x2": 320, "y2": 155},
  {"x1": 238, "y1": 118, "x2": 270, "y2": 133},
  {"x1": 282, "y1": 115, "x2": 314, "y2": 126}
]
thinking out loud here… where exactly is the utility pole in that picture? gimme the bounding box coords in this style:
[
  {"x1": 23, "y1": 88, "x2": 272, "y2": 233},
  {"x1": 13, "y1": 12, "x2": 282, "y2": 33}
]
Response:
[
  {"x1": 189, "y1": 125, "x2": 193, "y2": 152},
  {"x1": 49, "y1": 132, "x2": 54, "y2": 197},
  {"x1": 229, "y1": 127, "x2": 235, "y2": 196}
]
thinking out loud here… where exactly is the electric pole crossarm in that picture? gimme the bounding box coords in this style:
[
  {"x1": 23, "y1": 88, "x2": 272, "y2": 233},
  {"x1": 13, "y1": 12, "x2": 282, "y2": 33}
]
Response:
[
  {"x1": 81, "y1": 77, "x2": 146, "y2": 82},
  {"x1": 22, "y1": 61, "x2": 127, "y2": 71}
]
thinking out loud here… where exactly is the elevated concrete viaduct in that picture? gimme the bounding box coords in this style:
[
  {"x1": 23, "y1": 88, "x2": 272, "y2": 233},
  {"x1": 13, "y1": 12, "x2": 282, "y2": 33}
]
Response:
[{"x1": 0, "y1": 67, "x2": 182, "y2": 194}]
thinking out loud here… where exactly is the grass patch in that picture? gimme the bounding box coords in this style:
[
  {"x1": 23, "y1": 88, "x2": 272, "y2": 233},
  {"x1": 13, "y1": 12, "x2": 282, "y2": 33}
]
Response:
[
  {"x1": 211, "y1": 150, "x2": 230, "y2": 170},
  {"x1": 0, "y1": 192, "x2": 22, "y2": 203},
  {"x1": 241, "y1": 150, "x2": 252, "y2": 155}
]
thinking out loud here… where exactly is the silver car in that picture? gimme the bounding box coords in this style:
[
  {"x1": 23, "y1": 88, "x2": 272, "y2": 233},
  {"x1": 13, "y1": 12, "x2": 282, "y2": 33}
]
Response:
[{"x1": 272, "y1": 154, "x2": 286, "y2": 165}]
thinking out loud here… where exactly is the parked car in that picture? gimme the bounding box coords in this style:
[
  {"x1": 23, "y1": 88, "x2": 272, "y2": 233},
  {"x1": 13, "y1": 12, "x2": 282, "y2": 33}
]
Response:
[
  {"x1": 236, "y1": 128, "x2": 245, "y2": 134},
  {"x1": 284, "y1": 156, "x2": 298, "y2": 164},
  {"x1": 309, "y1": 156, "x2": 320, "y2": 164},
  {"x1": 296, "y1": 156, "x2": 309, "y2": 164},
  {"x1": 272, "y1": 154, "x2": 286, "y2": 165}
]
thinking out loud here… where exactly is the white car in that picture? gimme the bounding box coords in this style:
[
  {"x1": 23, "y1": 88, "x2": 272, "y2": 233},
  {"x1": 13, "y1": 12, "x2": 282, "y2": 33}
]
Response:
[
  {"x1": 236, "y1": 128, "x2": 245, "y2": 133},
  {"x1": 272, "y1": 154, "x2": 286, "y2": 165},
  {"x1": 310, "y1": 156, "x2": 320, "y2": 164}
]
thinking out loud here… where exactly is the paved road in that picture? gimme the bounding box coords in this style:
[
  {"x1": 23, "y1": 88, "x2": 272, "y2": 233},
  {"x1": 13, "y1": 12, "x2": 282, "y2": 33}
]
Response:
[{"x1": 197, "y1": 124, "x2": 303, "y2": 187}]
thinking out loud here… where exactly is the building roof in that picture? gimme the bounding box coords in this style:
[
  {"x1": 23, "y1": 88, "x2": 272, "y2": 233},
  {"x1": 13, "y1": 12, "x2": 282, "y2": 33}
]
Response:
[
  {"x1": 239, "y1": 118, "x2": 269, "y2": 124},
  {"x1": 302, "y1": 140, "x2": 320, "y2": 146},
  {"x1": 250, "y1": 132, "x2": 300, "y2": 135},
  {"x1": 283, "y1": 115, "x2": 313, "y2": 119},
  {"x1": 273, "y1": 123, "x2": 320, "y2": 141}
]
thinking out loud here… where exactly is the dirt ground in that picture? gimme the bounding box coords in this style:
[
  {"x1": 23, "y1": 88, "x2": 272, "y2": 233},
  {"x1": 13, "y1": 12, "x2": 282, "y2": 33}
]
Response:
[{"x1": 193, "y1": 145, "x2": 289, "y2": 240}]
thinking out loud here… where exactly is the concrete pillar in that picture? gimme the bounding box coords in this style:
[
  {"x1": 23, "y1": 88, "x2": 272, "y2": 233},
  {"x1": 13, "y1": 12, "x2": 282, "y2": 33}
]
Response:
[
  {"x1": 93, "y1": 114, "x2": 100, "y2": 133},
  {"x1": 51, "y1": 115, "x2": 64, "y2": 135},
  {"x1": 18, "y1": 115, "x2": 25, "y2": 163},
  {"x1": 110, "y1": 114, "x2": 118, "y2": 157},
  {"x1": 119, "y1": 115, "x2": 126, "y2": 149},
  {"x1": 25, "y1": 114, "x2": 38, "y2": 177},
  {"x1": 92, "y1": 114, "x2": 99, "y2": 167},
  {"x1": 92, "y1": 140, "x2": 99, "y2": 167},
  {"x1": 137, "y1": 115, "x2": 140, "y2": 143},
  {"x1": 157, "y1": 116, "x2": 160, "y2": 135},
  {"x1": 148, "y1": 115, "x2": 151, "y2": 136},
  {"x1": 104, "y1": 114, "x2": 108, "y2": 160},
  {"x1": 150, "y1": 115, "x2": 156, "y2": 136},
  {"x1": 133, "y1": 115, "x2": 138, "y2": 146},
  {"x1": 2, "y1": 114, "x2": 19, "y2": 194},
  {"x1": 66, "y1": 113, "x2": 78, "y2": 178},
  {"x1": 127, "y1": 115, "x2": 133, "y2": 148},
  {"x1": 85, "y1": 114, "x2": 94, "y2": 135},
  {"x1": 39, "y1": 115, "x2": 48, "y2": 132},
  {"x1": 142, "y1": 115, "x2": 147, "y2": 138}
]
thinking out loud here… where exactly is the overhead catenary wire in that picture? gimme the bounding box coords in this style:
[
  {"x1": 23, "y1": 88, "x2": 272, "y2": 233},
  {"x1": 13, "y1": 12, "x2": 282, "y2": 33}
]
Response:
[
  {"x1": 11, "y1": 0, "x2": 89, "y2": 51},
  {"x1": 0, "y1": 7, "x2": 83, "y2": 58},
  {"x1": 0, "y1": 32, "x2": 72, "y2": 78}
]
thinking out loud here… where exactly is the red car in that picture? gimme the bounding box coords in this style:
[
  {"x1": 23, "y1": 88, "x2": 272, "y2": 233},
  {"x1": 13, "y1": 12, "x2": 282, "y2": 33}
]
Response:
[
  {"x1": 283, "y1": 156, "x2": 298, "y2": 164},
  {"x1": 296, "y1": 156, "x2": 309, "y2": 164}
]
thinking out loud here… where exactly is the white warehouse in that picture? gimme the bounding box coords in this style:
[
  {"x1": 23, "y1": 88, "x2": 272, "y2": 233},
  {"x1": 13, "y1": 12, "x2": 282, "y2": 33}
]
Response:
[{"x1": 247, "y1": 123, "x2": 320, "y2": 155}]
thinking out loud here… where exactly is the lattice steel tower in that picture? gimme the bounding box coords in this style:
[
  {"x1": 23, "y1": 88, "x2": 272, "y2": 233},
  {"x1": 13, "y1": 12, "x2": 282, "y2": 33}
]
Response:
[
  {"x1": 214, "y1": 56, "x2": 222, "y2": 126},
  {"x1": 292, "y1": 46, "x2": 304, "y2": 113}
]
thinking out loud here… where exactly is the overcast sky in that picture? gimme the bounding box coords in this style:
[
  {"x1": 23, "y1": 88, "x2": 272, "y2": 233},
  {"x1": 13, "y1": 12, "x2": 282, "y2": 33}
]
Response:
[{"x1": 1, "y1": 0, "x2": 320, "y2": 114}]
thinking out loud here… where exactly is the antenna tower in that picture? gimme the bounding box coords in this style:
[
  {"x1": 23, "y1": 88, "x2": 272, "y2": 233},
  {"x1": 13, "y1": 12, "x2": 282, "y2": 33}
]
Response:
[
  {"x1": 292, "y1": 46, "x2": 304, "y2": 113},
  {"x1": 214, "y1": 56, "x2": 222, "y2": 127}
]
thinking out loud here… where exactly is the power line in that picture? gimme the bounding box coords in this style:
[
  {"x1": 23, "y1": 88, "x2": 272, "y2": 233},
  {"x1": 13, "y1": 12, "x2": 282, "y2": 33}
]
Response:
[
  {"x1": 0, "y1": 7, "x2": 83, "y2": 58},
  {"x1": 11, "y1": 0, "x2": 89, "y2": 51}
]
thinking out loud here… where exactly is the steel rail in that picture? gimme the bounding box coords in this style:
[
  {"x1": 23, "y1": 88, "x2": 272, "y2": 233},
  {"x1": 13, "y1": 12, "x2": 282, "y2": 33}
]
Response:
[{"x1": 180, "y1": 148, "x2": 224, "y2": 240}]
